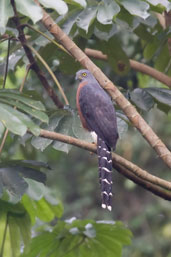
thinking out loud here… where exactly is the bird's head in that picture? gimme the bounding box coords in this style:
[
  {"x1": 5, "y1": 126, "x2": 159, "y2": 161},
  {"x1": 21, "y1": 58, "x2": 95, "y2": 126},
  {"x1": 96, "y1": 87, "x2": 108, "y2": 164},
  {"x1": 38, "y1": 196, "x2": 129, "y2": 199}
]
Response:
[{"x1": 75, "y1": 69, "x2": 95, "y2": 82}]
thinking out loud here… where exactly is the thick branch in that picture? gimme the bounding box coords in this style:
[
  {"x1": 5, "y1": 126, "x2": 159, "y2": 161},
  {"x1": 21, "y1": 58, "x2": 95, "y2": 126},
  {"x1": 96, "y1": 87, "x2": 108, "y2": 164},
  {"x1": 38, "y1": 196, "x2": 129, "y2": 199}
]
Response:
[
  {"x1": 113, "y1": 163, "x2": 171, "y2": 201},
  {"x1": 34, "y1": 2, "x2": 171, "y2": 169},
  {"x1": 10, "y1": 0, "x2": 64, "y2": 109},
  {"x1": 85, "y1": 48, "x2": 171, "y2": 88},
  {"x1": 39, "y1": 129, "x2": 171, "y2": 196}
]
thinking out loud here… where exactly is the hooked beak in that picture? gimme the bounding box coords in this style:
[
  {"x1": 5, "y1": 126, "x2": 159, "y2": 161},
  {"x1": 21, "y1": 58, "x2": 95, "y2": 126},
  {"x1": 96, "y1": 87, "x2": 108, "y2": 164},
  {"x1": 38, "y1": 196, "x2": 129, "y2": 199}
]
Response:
[{"x1": 75, "y1": 73, "x2": 82, "y2": 81}]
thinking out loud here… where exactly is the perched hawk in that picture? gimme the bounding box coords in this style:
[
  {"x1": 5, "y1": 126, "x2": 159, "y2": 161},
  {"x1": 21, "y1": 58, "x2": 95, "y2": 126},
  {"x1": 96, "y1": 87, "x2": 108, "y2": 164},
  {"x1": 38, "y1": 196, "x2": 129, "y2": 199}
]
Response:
[{"x1": 76, "y1": 69, "x2": 118, "y2": 211}]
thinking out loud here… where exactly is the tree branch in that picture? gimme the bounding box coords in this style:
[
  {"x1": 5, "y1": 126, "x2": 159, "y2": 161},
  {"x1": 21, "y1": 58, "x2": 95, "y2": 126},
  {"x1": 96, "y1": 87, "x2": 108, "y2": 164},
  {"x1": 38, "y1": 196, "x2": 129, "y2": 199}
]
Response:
[
  {"x1": 38, "y1": 129, "x2": 171, "y2": 198},
  {"x1": 113, "y1": 163, "x2": 171, "y2": 201},
  {"x1": 34, "y1": 1, "x2": 171, "y2": 169},
  {"x1": 84, "y1": 48, "x2": 171, "y2": 88},
  {"x1": 10, "y1": 0, "x2": 64, "y2": 109}
]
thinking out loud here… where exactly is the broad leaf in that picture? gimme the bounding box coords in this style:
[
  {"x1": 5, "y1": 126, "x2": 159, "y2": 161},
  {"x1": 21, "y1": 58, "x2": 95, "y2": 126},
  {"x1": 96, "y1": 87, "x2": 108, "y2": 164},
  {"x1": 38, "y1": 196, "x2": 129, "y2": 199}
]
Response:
[
  {"x1": 0, "y1": 103, "x2": 40, "y2": 136},
  {"x1": 39, "y1": 0, "x2": 68, "y2": 15},
  {"x1": 130, "y1": 88, "x2": 154, "y2": 111},
  {"x1": 145, "y1": 88, "x2": 171, "y2": 108},
  {"x1": 0, "y1": 200, "x2": 31, "y2": 257},
  {"x1": 97, "y1": 0, "x2": 120, "y2": 25},
  {"x1": 31, "y1": 111, "x2": 64, "y2": 151},
  {"x1": 15, "y1": 0, "x2": 42, "y2": 24},
  {"x1": 22, "y1": 219, "x2": 132, "y2": 257},
  {"x1": 76, "y1": 6, "x2": 97, "y2": 32},
  {"x1": 53, "y1": 114, "x2": 73, "y2": 153},
  {"x1": 0, "y1": 160, "x2": 47, "y2": 199},
  {"x1": 72, "y1": 113, "x2": 93, "y2": 142},
  {"x1": 100, "y1": 37, "x2": 130, "y2": 75},
  {"x1": 0, "y1": 103, "x2": 27, "y2": 136},
  {"x1": 0, "y1": 90, "x2": 46, "y2": 111},
  {"x1": 0, "y1": 98, "x2": 48, "y2": 123},
  {"x1": 120, "y1": 0, "x2": 150, "y2": 19},
  {"x1": 0, "y1": 0, "x2": 13, "y2": 34}
]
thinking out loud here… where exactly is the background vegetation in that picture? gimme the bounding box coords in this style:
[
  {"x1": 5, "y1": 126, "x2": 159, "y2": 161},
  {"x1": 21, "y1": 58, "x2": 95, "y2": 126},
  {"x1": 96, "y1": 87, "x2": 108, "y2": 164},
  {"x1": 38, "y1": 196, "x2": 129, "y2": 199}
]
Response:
[{"x1": 0, "y1": 0, "x2": 171, "y2": 256}]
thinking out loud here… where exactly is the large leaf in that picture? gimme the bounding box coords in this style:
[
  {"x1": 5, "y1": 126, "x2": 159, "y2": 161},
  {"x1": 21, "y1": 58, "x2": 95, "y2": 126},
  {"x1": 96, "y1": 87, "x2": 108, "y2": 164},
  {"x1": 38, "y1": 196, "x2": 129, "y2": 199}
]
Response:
[
  {"x1": 0, "y1": 0, "x2": 13, "y2": 34},
  {"x1": 53, "y1": 113, "x2": 73, "y2": 153},
  {"x1": 31, "y1": 111, "x2": 65, "y2": 151},
  {"x1": 0, "y1": 98, "x2": 48, "y2": 123},
  {"x1": 0, "y1": 90, "x2": 46, "y2": 111},
  {"x1": 21, "y1": 219, "x2": 132, "y2": 257},
  {"x1": 39, "y1": 0, "x2": 68, "y2": 15},
  {"x1": 146, "y1": 0, "x2": 171, "y2": 11},
  {"x1": 15, "y1": 0, "x2": 43, "y2": 24},
  {"x1": 145, "y1": 88, "x2": 171, "y2": 111},
  {"x1": 72, "y1": 113, "x2": 93, "y2": 142},
  {"x1": 100, "y1": 37, "x2": 130, "y2": 75},
  {"x1": 120, "y1": 0, "x2": 150, "y2": 19},
  {"x1": 0, "y1": 103, "x2": 27, "y2": 136},
  {"x1": 154, "y1": 43, "x2": 170, "y2": 72},
  {"x1": 130, "y1": 88, "x2": 154, "y2": 111},
  {"x1": 97, "y1": 0, "x2": 120, "y2": 25},
  {"x1": 76, "y1": 6, "x2": 97, "y2": 32},
  {"x1": 0, "y1": 160, "x2": 47, "y2": 199},
  {"x1": 0, "y1": 103, "x2": 40, "y2": 136},
  {"x1": 22, "y1": 193, "x2": 63, "y2": 224},
  {"x1": 0, "y1": 200, "x2": 31, "y2": 257}
]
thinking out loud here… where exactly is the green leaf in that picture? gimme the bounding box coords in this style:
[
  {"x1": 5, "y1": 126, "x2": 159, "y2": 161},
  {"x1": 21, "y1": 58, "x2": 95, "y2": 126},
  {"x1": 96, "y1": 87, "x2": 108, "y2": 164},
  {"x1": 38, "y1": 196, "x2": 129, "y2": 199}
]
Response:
[
  {"x1": 0, "y1": 0, "x2": 13, "y2": 34},
  {"x1": 0, "y1": 103, "x2": 40, "y2": 136},
  {"x1": 25, "y1": 179, "x2": 47, "y2": 201},
  {"x1": 15, "y1": 0, "x2": 43, "y2": 24},
  {"x1": 9, "y1": 216, "x2": 21, "y2": 257},
  {"x1": 100, "y1": 37, "x2": 130, "y2": 75},
  {"x1": 31, "y1": 112, "x2": 64, "y2": 151},
  {"x1": 39, "y1": 0, "x2": 68, "y2": 15},
  {"x1": 154, "y1": 43, "x2": 170, "y2": 72},
  {"x1": 130, "y1": 88, "x2": 154, "y2": 111},
  {"x1": 72, "y1": 113, "x2": 93, "y2": 142},
  {"x1": 116, "y1": 114, "x2": 128, "y2": 139},
  {"x1": 0, "y1": 90, "x2": 46, "y2": 111},
  {"x1": 94, "y1": 24, "x2": 117, "y2": 41},
  {"x1": 76, "y1": 6, "x2": 97, "y2": 32},
  {"x1": 58, "y1": 51, "x2": 81, "y2": 74},
  {"x1": 143, "y1": 37, "x2": 161, "y2": 60},
  {"x1": 22, "y1": 219, "x2": 132, "y2": 257},
  {"x1": 53, "y1": 114, "x2": 73, "y2": 153},
  {"x1": 0, "y1": 103, "x2": 27, "y2": 136},
  {"x1": 0, "y1": 161, "x2": 47, "y2": 199},
  {"x1": 120, "y1": 0, "x2": 150, "y2": 19},
  {"x1": 97, "y1": 0, "x2": 120, "y2": 25},
  {"x1": 146, "y1": 0, "x2": 170, "y2": 11},
  {"x1": 66, "y1": 0, "x2": 87, "y2": 8},
  {"x1": 0, "y1": 98, "x2": 48, "y2": 123},
  {"x1": 0, "y1": 201, "x2": 31, "y2": 256},
  {"x1": 145, "y1": 88, "x2": 171, "y2": 108}
]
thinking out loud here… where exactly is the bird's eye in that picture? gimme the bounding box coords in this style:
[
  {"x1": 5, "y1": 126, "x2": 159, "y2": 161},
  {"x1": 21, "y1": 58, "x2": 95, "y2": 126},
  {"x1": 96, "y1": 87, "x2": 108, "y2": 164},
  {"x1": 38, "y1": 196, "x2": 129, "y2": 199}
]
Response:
[{"x1": 82, "y1": 72, "x2": 87, "y2": 77}]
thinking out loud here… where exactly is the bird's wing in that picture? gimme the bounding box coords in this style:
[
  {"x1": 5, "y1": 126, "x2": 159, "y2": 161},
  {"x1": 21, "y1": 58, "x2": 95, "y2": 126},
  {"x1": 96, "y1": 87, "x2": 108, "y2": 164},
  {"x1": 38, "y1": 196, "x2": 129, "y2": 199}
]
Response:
[{"x1": 79, "y1": 83, "x2": 118, "y2": 148}]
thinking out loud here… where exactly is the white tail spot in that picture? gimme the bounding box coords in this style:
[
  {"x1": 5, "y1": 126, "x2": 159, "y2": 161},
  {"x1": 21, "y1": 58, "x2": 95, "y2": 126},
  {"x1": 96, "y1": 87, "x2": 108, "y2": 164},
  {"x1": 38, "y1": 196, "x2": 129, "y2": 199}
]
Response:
[{"x1": 102, "y1": 167, "x2": 110, "y2": 173}]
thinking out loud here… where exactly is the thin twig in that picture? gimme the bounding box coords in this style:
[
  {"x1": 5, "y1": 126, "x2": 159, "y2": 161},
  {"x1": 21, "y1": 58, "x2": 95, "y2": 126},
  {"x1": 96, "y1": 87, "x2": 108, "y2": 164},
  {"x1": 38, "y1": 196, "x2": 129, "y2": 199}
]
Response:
[
  {"x1": 2, "y1": 38, "x2": 11, "y2": 89},
  {"x1": 10, "y1": 0, "x2": 64, "y2": 109},
  {"x1": 27, "y1": 44, "x2": 69, "y2": 105},
  {"x1": 25, "y1": 24, "x2": 69, "y2": 55}
]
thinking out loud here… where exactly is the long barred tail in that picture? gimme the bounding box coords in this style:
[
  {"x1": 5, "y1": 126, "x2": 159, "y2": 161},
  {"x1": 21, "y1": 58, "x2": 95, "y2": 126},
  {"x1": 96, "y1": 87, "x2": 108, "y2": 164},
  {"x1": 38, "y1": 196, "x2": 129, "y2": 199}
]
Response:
[{"x1": 97, "y1": 136, "x2": 113, "y2": 211}]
